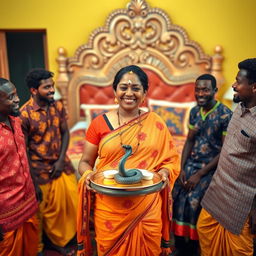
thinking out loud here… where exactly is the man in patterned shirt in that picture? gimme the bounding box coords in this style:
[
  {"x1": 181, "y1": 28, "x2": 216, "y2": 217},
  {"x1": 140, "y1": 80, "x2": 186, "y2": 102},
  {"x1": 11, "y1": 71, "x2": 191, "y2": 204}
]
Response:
[
  {"x1": 0, "y1": 78, "x2": 39, "y2": 256},
  {"x1": 197, "y1": 58, "x2": 256, "y2": 256},
  {"x1": 20, "y1": 69, "x2": 78, "y2": 255},
  {"x1": 172, "y1": 74, "x2": 232, "y2": 256}
]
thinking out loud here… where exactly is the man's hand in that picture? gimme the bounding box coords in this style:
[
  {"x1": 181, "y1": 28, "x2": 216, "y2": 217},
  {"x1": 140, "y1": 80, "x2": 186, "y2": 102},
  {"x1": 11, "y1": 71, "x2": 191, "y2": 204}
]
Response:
[
  {"x1": 50, "y1": 159, "x2": 64, "y2": 179},
  {"x1": 35, "y1": 184, "x2": 43, "y2": 202},
  {"x1": 29, "y1": 167, "x2": 43, "y2": 202},
  {"x1": 0, "y1": 225, "x2": 4, "y2": 241},
  {"x1": 178, "y1": 170, "x2": 186, "y2": 187},
  {"x1": 184, "y1": 172, "x2": 201, "y2": 191},
  {"x1": 250, "y1": 209, "x2": 256, "y2": 234}
]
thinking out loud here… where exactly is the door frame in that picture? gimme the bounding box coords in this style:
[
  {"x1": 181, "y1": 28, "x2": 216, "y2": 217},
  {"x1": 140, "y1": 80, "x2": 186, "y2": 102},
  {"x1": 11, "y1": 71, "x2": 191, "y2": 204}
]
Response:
[{"x1": 0, "y1": 29, "x2": 48, "y2": 79}]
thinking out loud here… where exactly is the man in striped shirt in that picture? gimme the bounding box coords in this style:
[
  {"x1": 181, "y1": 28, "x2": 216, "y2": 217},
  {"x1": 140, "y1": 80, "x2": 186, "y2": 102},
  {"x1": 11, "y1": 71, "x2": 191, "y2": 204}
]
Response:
[{"x1": 197, "y1": 58, "x2": 256, "y2": 256}]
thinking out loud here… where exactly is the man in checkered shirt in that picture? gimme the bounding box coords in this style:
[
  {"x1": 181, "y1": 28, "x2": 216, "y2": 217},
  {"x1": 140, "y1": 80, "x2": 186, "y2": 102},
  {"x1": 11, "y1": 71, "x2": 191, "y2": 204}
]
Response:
[{"x1": 197, "y1": 58, "x2": 256, "y2": 256}]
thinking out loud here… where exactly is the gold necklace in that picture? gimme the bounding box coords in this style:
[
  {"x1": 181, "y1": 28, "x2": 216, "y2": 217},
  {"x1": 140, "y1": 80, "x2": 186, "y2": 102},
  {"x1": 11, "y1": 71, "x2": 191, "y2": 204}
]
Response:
[{"x1": 117, "y1": 109, "x2": 142, "y2": 155}]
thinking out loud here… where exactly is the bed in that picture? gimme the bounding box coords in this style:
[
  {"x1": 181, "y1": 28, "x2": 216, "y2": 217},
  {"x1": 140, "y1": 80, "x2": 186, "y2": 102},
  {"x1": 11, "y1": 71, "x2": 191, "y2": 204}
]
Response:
[{"x1": 55, "y1": 0, "x2": 225, "y2": 171}]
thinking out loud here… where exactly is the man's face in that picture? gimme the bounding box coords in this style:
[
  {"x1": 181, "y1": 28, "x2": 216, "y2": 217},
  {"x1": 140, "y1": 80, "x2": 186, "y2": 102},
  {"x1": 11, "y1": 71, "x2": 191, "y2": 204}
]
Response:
[
  {"x1": 232, "y1": 69, "x2": 254, "y2": 105},
  {"x1": 0, "y1": 82, "x2": 20, "y2": 117},
  {"x1": 32, "y1": 77, "x2": 55, "y2": 103},
  {"x1": 195, "y1": 79, "x2": 216, "y2": 107}
]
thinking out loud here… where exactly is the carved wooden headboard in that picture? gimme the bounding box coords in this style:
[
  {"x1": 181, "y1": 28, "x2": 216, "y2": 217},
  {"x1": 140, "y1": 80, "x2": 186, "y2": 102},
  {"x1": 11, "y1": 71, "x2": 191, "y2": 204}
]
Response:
[{"x1": 56, "y1": 0, "x2": 224, "y2": 127}]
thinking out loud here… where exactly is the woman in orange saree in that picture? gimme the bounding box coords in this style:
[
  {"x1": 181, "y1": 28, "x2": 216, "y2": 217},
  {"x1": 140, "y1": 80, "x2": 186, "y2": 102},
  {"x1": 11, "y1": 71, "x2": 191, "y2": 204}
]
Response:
[{"x1": 77, "y1": 65, "x2": 180, "y2": 256}]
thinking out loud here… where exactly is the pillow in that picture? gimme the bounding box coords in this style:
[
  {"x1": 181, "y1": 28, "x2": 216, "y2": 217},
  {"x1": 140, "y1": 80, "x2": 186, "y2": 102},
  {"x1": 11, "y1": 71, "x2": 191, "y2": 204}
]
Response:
[
  {"x1": 148, "y1": 99, "x2": 196, "y2": 136},
  {"x1": 139, "y1": 106, "x2": 149, "y2": 113},
  {"x1": 70, "y1": 121, "x2": 88, "y2": 133},
  {"x1": 80, "y1": 104, "x2": 119, "y2": 124}
]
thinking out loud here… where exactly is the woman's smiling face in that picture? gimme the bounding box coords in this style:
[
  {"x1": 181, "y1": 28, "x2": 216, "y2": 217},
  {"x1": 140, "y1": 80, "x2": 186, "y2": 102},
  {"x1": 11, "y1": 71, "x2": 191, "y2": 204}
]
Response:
[{"x1": 115, "y1": 72, "x2": 146, "y2": 112}]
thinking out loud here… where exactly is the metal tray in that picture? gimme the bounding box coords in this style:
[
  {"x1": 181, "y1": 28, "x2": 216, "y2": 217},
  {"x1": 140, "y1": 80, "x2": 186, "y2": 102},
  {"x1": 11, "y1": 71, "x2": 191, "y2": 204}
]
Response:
[{"x1": 89, "y1": 170, "x2": 165, "y2": 196}]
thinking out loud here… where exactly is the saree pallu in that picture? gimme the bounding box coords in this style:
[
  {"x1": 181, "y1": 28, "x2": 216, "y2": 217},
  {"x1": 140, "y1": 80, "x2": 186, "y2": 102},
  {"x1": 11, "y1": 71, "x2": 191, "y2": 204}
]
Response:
[{"x1": 77, "y1": 112, "x2": 180, "y2": 256}]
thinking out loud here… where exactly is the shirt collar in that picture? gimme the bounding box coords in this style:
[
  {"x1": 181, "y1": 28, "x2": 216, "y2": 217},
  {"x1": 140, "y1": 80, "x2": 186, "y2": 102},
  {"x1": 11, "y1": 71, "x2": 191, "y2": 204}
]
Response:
[
  {"x1": 239, "y1": 102, "x2": 256, "y2": 117},
  {"x1": 200, "y1": 100, "x2": 220, "y2": 121},
  {"x1": 30, "y1": 97, "x2": 41, "y2": 111},
  {"x1": 30, "y1": 97, "x2": 55, "y2": 111},
  {"x1": 0, "y1": 115, "x2": 16, "y2": 129}
]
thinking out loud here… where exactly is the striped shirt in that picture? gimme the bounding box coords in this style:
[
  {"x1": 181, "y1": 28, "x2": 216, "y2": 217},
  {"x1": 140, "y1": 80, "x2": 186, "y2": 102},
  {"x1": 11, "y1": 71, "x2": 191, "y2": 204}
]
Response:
[{"x1": 201, "y1": 102, "x2": 256, "y2": 235}]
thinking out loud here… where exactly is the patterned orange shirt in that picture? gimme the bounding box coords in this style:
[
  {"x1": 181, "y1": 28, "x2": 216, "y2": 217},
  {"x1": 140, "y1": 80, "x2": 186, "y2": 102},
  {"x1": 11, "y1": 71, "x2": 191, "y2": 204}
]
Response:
[
  {"x1": 20, "y1": 98, "x2": 75, "y2": 184},
  {"x1": 0, "y1": 116, "x2": 38, "y2": 232}
]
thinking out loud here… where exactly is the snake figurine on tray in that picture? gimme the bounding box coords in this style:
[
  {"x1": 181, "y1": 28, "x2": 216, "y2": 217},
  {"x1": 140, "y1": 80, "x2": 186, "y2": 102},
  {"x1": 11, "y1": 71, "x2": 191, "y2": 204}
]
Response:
[
  {"x1": 114, "y1": 145, "x2": 143, "y2": 184},
  {"x1": 89, "y1": 145, "x2": 164, "y2": 196}
]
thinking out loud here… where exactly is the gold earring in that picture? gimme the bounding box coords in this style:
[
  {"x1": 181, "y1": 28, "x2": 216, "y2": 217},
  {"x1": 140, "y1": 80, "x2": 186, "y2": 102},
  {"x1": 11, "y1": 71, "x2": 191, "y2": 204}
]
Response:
[{"x1": 114, "y1": 97, "x2": 118, "y2": 104}]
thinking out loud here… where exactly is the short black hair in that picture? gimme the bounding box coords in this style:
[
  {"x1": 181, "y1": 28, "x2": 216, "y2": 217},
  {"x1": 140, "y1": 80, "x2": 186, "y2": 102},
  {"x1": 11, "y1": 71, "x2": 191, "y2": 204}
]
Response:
[
  {"x1": 238, "y1": 58, "x2": 256, "y2": 84},
  {"x1": 196, "y1": 74, "x2": 217, "y2": 89},
  {"x1": 112, "y1": 65, "x2": 148, "y2": 92},
  {"x1": 25, "y1": 68, "x2": 54, "y2": 89}
]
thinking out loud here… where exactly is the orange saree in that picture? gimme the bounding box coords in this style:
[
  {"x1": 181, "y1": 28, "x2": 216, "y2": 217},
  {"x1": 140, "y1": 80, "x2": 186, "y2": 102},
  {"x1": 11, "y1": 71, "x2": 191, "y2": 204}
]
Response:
[{"x1": 77, "y1": 112, "x2": 180, "y2": 256}]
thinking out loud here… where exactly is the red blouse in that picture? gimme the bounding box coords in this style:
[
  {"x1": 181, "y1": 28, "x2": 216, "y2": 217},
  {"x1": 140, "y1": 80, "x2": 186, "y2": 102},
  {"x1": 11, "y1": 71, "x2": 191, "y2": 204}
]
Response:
[{"x1": 86, "y1": 114, "x2": 112, "y2": 145}]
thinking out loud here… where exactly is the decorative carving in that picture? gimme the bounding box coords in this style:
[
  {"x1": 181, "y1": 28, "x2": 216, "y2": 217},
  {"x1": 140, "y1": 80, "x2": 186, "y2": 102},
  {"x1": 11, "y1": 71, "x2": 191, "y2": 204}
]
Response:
[
  {"x1": 67, "y1": 0, "x2": 211, "y2": 80},
  {"x1": 56, "y1": 47, "x2": 69, "y2": 112},
  {"x1": 127, "y1": 0, "x2": 148, "y2": 17},
  {"x1": 56, "y1": 0, "x2": 224, "y2": 126},
  {"x1": 211, "y1": 46, "x2": 224, "y2": 83}
]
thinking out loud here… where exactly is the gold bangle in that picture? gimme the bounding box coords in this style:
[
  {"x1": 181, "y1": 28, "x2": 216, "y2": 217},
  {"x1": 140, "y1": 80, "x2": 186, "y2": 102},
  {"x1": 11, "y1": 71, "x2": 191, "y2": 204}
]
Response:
[{"x1": 81, "y1": 169, "x2": 93, "y2": 179}]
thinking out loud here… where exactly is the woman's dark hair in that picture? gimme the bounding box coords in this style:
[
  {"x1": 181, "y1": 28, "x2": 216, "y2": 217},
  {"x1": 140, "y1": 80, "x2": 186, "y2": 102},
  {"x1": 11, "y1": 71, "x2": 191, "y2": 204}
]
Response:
[
  {"x1": 112, "y1": 65, "x2": 148, "y2": 92},
  {"x1": 25, "y1": 68, "x2": 54, "y2": 89}
]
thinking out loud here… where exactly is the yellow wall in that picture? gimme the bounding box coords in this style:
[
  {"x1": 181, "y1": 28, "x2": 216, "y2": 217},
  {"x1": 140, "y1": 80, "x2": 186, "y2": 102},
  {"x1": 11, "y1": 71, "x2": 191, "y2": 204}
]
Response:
[{"x1": 1, "y1": 0, "x2": 256, "y2": 100}]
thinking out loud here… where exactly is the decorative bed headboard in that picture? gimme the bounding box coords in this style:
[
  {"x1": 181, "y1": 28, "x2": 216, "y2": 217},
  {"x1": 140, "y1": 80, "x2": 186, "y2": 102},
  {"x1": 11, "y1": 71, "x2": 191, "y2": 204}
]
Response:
[{"x1": 56, "y1": 0, "x2": 224, "y2": 127}]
